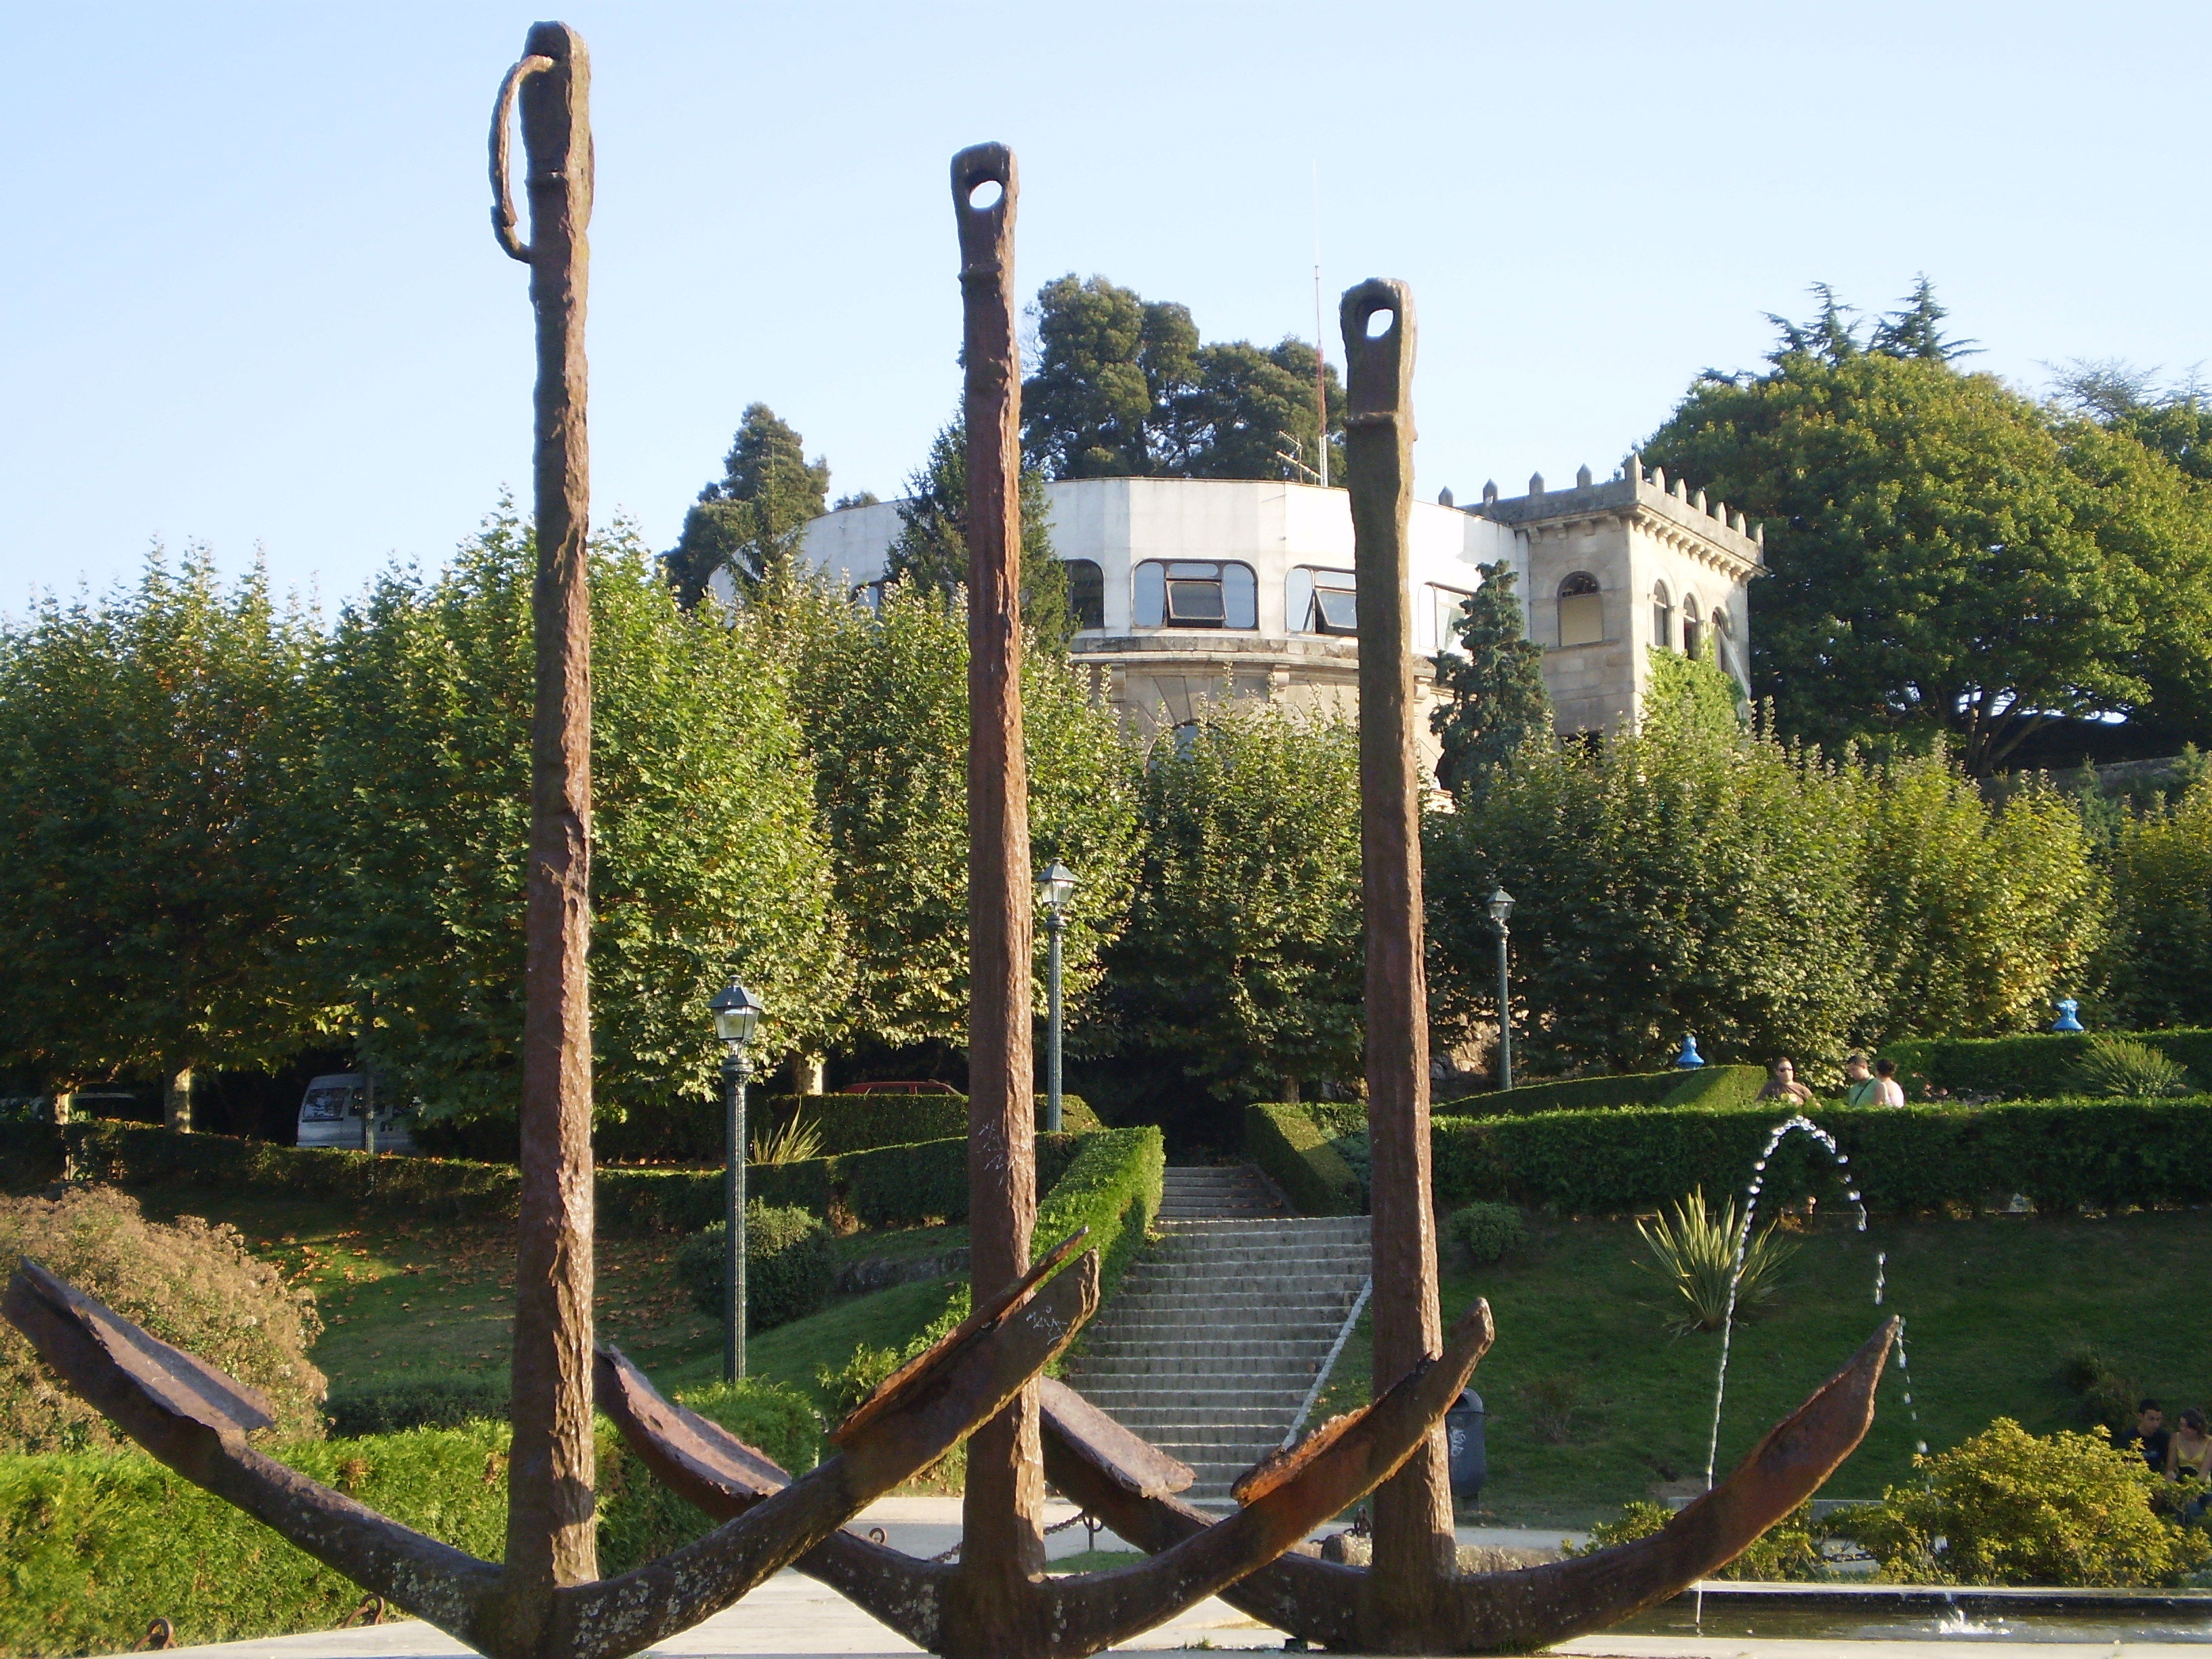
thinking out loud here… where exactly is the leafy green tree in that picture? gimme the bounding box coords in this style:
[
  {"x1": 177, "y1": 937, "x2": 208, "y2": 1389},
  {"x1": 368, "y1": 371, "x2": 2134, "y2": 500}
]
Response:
[
  {"x1": 1162, "y1": 338, "x2": 1345, "y2": 483},
  {"x1": 1641, "y1": 285, "x2": 2198, "y2": 773},
  {"x1": 1021, "y1": 275, "x2": 1345, "y2": 485},
  {"x1": 1022, "y1": 275, "x2": 1197, "y2": 478},
  {"x1": 1429, "y1": 560, "x2": 1551, "y2": 800},
  {"x1": 883, "y1": 416, "x2": 1071, "y2": 651},
  {"x1": 320, "y1": 510, "x2": 847, "y2": 1122},
  {"x1": 665, "y1": 404, "x2": 831, "y2": 602},
  {"x1": 1857, "y1": 755, "x2": 2104, "y2": 1038},
  {"x1": 2099, "y1": 777, "x2": 2212, "y2": 1027},
  {"x1": 1426, "y1": 703, "x2": 1874, "y2": 1076},
  {"x1": 1103, "y1": 703, "x2": 1365, "y2": 1107},
  {"x1": 0, "y1": 551, "x2": 334, "y2": 1122},
  {"x1": 775, "y1": 579, "x2": 1139, "y2": 1053}
]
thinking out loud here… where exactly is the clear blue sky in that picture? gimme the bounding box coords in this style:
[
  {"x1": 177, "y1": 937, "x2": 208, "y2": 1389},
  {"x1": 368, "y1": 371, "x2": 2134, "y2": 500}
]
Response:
[{"x1": 5, "y1": 1, "x2": 2206, "y2": 614}]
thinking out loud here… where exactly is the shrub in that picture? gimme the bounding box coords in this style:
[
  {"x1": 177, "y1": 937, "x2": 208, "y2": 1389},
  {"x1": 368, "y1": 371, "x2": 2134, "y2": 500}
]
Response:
[
  {"x1": 754, "y1": 1092, "x2": 1098, "y2": 1155},
  {"x1": 2102, "y1": 779, "x2": 2212, "y2": 1028},
  {"x1": 1830, "y1": 1418, "x2": 2211, "y2": 1586},
  {"x1": 2074, "y1": 1037, "x2": 2194, "y2": 1099},
  {"x1": 1034, "y1": 1126, "x2": 1166, "y2": 1315},
  {"x1": 675, "y1": 1204, "x2": 834, "y2": 1333},
  {"x1": 1431, "y1": 1098, "x2": 2212, "y2": 1216},
  {"x1": 1450, "y1": 1071, "x2": 1688, "y2": 1117},
  {"x1": 1658, "y1": 1065, "x2": 1769, "y2": 1111},
  {"x1": 1885, "y1": 1030, "x2": 2212, "y2": 1103},
  {"x1": 750, "y1": 1111, "x2": 824, "y2": 1166},
  {"x1": 0, "y1": 1187, "x2": 325, "y2": 1452},
  {"x1": 1244, "y1": 1104, "x2": 1362, "y2": 1216},
  {"x1": 2056, "y1": 1347, "x2": 2139, "y2": 1437},
  {"x1": 1635, "y1": 1187, "x2": 1797, "y2": 1332},
  {"x1": 842, "y1": 1136, "x2": 969, "y2": 1227},
  {"x1": 1447, "y1": 1202, "x2": 1527, "y2": 1265},
  {"x1": 1574, "y1": 1499, "x2": 1829, "y2": 1580}
]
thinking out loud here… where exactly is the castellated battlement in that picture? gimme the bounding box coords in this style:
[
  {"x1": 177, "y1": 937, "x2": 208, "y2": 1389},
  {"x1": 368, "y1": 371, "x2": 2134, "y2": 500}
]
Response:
[{"x1": 1472, "y1": 454, "x2": 1765, "y2": 570}]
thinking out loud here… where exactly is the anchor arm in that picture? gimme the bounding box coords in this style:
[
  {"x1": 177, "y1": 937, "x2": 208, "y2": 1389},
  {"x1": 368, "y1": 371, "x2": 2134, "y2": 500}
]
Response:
[
  {"x1": 1042, "y1": 1316, "x2": 1899, "y2": 1654},
  {"x1": 606, "y1": 1293, "x2": 1496, "y2": 1658},
  {"x1": 9, "y1": 1244, "x2": 1097, "y2": 1659}
]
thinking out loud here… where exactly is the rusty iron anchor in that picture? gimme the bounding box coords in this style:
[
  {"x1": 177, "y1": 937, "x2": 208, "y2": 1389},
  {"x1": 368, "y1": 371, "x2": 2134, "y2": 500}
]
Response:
[
  {"x1": 1, "y1": 30, "x2": 1099, "y2": 1659},
  {"x1": 598, "y1": 142, "x2": 1494, "y2": 1659}
]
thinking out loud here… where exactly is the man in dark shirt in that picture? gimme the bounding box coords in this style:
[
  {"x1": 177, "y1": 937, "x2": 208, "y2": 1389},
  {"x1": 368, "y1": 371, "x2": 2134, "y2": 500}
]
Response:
[{"x1": 2117, "y1": 1400, "x2": 2169, "y2": 1473}]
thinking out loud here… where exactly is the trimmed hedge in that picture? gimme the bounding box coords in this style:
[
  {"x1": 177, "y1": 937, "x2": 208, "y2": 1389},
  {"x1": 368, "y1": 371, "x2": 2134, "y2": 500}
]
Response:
[
  {"x1": 0, "y1": 1380, "x2": 821, "y2": 1659},
  {"x1": 1660, "y1": 1064, "x2": 1769, "y2": 1111},
  {"x1": 674, "y1": 1205, "x2": 835, "y2": 1332},
  {"x1": 1432, "y1": 1097, "x2": 2212, "y2": 1216},
  {"x1": 416, "y1": 1093, "x2": 1100, "y2": 1164},
  {"x1": 60, "y1": 1121, "x2": 1084, "y2": 1235},
  {"x1": 1034, "y1": 1126, "x2": 1164, "y2": 1314},
  {"x1": 1885, "y1": 1031, "x2": 2212, "y2": 1101},
  {"x1": 757, "y1": 1092, "x2": 1099, "y2": 1154},
  {"x1": 1244, "y1": 1104, "x2": 1362, "y2": 1216}
]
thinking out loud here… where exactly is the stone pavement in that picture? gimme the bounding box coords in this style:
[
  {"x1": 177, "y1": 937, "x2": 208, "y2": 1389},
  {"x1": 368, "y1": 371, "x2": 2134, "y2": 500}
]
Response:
[{"x1": 142, "y1": 1498, "x2": 1598, "y2": 1659}]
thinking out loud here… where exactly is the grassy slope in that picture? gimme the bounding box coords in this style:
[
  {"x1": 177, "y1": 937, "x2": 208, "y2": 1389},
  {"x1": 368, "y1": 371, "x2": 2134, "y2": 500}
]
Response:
[
  {"x1": 1317, "y1": 1209, "x2": 2212, "y2": 1528},
  {"x1": 131, "y1": 1190, "x2": 961, "y2": 1411}
]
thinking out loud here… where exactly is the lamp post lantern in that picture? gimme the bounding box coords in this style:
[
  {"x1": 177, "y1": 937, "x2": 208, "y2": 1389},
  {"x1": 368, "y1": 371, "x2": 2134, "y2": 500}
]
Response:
[
  {"x1": 708, "y1": 977, "x2": 763, "y2": 1382},
  {"x1": 1486, "y1": 887, "x2": 1515, "y2": 1091},
  {"x1": 1036, "y1": 861, "x2": 1078, "y2": 1133}
]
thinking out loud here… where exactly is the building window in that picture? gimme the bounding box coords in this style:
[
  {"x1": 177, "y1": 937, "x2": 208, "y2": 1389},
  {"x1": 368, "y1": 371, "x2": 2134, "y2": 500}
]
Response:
[
  {"x1": 1557, "y1": 572, "x2": 1603, "y2": 647},
  {"x1": 1429, "y1": 585, "x2": 1474, "y2": 654},
  {"x1": 1065, "y1": 559, "x2": 1105, "y2": 631},
  {"x1": 1713, "y1": 605, "x2": 1739, "y2": 683},
  {"x1": 1286, "y1": 567, "x2": 1357, "y2": 636},
  {"x1": 1681, "y1": 592, "x2": 1702, "y2": 661},
  {"x1": 1652, "y1": 581, "x2": 1673, "y2": 650},
  {"x1": 1135, "y1": 560, "x2": 1256, "y2": 630}
]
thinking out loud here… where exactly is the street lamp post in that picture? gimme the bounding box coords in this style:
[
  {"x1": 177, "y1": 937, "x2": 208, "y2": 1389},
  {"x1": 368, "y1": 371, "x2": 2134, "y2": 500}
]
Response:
[
  {"x1": 1486, "y1": 887, "x2": 1515, "y2": 1091},
  {"x1": 1036, "y1": 861, "x2": 1078, "y2": 1133},
  {"x1": 708, "y1": 977, "x2": 763, "y2": 1383}
]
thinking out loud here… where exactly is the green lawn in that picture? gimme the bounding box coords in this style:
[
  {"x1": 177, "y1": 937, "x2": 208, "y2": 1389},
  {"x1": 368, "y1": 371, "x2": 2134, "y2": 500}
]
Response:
[
  {"x1": 131, "y1": 1189, "x2": 962, "y2": 1410},
  {"x1": 1315, "y1": 1208, "x2": 2212, "y2": 1528}
]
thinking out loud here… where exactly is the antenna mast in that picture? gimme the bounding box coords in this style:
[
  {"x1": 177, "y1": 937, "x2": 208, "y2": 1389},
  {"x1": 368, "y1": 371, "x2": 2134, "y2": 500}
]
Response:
[{"x1": 1313, "y1": 162, "x2": 1328, "y2": 489}]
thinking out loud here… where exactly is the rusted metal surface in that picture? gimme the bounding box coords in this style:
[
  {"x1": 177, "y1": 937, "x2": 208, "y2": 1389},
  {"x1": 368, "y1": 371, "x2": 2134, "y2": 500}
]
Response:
[
  {"x1": 1043, "y1": 1318, "x2": 1898, "y2": 1654},
  {"x1": 7, "y1": 1246, "x2": 1099, "y2": 1659},
  {"x1": 949, "y1": 138, "x2": 1046, "y2": 1652},
  {"x1": 501, "y1": 20, "x2": 601, "y2": 1618},
  {"x1": 604, "y1": 1281, "x2": 1498, "y2": 1659},
  {"x1": 834, "y1": 1227, "x2": 1085, "y2": 1448},
  {"x1": 1343, "y1": 276, "x2": 1456, "y2": 1644}
]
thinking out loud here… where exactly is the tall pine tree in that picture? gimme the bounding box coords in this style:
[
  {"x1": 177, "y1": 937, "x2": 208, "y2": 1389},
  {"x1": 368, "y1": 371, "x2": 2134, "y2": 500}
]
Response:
[
  {"x1": 1429, "y1": 560, "x2": 1551, "y2": 800},
  {"x1": 666, "y1": 404, "x2": 831, "y2": 602}
]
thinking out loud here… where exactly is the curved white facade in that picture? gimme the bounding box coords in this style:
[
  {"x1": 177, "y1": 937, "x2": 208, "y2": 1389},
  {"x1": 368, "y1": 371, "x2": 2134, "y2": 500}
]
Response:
[{"x1": 794, "y1": 468, "x2": 1759, "y2": 756}]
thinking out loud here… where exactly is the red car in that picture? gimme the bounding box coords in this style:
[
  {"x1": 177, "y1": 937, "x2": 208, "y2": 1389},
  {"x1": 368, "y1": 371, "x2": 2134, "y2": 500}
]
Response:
[{"x1": 845, "y1": 1080, "x2": 962, "y2": 1095}]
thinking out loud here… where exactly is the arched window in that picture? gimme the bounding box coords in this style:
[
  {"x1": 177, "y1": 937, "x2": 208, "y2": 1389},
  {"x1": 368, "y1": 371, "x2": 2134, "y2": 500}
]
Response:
[
  {"x1": 1557, "y1": 571, "x2": 1603, "y2": 647},
  {"x1": 1652, "y1": 580, "x2": 1673, "y2": 651},
  {"x1": 1135, "y1": 560, "x2": 1256, "y2": 630},
  {"x1": 1713, "y1": 605, "x2": 1739, "y2": 682},
  {"x1": 1064, "y1": 558, "x2": 1105, "y2": 631},
  {"x1": 1286, "y1": 566, "x2": 1357, "y2": 636},
  {"x1": 1428, "y1": 585, "x2": 1473, "y2": 654},
  {"x1": 1681, "y1": 592, "x2": 1702, "y2": 661}
]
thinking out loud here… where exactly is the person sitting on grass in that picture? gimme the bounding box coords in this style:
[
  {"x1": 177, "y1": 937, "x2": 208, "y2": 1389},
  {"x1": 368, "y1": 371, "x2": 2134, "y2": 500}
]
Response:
[
  {"x1": 2170, "y1": 1408, "x2": 2212, "y2": 1481},
  {"x1": 1757, "y1": 1056, "x2": 1815, "y2": 1106},
  {"x1": 2118, "y1": 1399, "x2": 2169, "y2": 1472}
]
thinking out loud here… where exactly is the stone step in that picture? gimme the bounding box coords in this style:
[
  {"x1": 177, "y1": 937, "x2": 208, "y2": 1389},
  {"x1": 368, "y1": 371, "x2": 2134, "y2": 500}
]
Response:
[
  {"x1": 1073, "y1": 1338, "x2": 1340, "y2": 1364},
  {"x1": 1079, "y1": 1397, "x2": 1309, "y2": 1423}
]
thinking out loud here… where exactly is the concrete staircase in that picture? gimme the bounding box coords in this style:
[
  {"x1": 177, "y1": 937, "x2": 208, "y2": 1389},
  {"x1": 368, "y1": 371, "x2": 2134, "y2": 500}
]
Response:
[{"x1": 1067, "y1": 1166, "x2": 1370, "y2": 1502}]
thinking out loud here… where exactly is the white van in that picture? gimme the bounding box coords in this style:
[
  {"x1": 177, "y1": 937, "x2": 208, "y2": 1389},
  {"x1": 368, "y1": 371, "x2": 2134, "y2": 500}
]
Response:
[{"x1": 296, "y1": 1073, "x2": 417, "y2": 1154}]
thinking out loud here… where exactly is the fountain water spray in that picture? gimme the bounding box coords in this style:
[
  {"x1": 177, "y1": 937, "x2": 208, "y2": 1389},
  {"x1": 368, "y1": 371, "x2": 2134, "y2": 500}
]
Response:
[{"x1": 1702, "y1": 1113, "x2": 1922, "y2": 1491}]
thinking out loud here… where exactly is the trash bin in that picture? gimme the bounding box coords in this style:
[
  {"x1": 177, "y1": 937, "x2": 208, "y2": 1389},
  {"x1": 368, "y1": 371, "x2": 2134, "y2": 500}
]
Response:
[{"x1": 1446, "y1": 1389, "x2": 1486, "y2": 1499}]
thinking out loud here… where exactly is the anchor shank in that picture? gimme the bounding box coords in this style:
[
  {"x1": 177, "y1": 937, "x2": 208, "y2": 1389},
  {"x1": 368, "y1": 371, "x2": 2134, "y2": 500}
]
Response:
[
  {"x1": 951, "y1": 138, "x2": 1047, "y2": 1643},
  {"x1": 507, "y1": 18, "x2": 600, "y2": 1607},
  {"x1": 1342, "y1": 279, "x2": 1455, "y2": 1641}
]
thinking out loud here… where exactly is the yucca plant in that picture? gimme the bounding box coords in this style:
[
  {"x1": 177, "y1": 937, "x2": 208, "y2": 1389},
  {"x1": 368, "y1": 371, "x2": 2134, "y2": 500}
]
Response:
[
  {"x1": 750, "y1": 1111, "x2": 824, "y2": 1166},
  {"x1": 1636, "y1": 1186, "x2": 1799, "y2": 1334},
  {"x1": 2073, "y1": 1036, "x2": 2193, "y2": 1099}
]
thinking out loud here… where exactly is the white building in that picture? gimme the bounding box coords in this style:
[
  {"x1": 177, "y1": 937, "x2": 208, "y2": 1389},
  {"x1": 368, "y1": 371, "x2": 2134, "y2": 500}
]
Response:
[{"x1": 789, "y1": 461, "x2": 1763, "y2": 769}]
